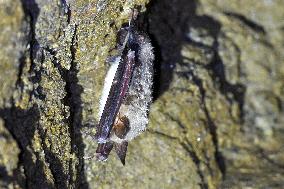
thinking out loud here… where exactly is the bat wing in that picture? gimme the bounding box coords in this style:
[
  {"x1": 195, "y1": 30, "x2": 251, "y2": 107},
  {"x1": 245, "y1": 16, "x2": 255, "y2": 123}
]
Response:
[{"x1": 95, "y1": 50, "x2": 136, "y2": 143}]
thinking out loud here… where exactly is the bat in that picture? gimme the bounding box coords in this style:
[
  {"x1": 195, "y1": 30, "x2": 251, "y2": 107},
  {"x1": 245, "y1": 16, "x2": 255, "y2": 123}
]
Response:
[{"x1": 94, "y1": 9, "x2": 154, "y2": 165}]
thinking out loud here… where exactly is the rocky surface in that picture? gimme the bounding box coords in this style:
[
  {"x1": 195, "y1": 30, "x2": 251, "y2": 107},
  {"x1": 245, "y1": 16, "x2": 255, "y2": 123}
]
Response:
[{"x1": 0, "y1": 0, "x2": 283, "y2": 188}]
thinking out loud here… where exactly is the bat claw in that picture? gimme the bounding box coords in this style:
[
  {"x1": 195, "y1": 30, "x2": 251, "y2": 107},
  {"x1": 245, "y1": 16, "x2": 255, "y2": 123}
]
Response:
[{"x1": 96, "y1": 153, "x2": 108, "y2": 162}]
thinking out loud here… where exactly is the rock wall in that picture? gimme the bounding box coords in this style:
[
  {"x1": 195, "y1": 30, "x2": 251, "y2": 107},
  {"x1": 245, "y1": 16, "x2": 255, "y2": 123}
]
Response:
[{"x1": 0, "y1": 0, "x2": 283, "y2": 188}]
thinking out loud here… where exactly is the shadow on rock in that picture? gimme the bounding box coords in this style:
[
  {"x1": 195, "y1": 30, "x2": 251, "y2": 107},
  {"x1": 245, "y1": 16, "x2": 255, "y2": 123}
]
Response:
[
  {"x1": 145, "y1": 0, "x2": 246, "y2": 183},
  {"x1": 0, "y1": 106, "x2": 54, "y2": 189}
]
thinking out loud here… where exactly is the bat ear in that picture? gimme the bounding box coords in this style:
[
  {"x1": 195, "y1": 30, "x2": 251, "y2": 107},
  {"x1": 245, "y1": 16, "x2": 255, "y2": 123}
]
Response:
[{"x1": 114, "y1": 141, "x2": 128, "y2": 165}]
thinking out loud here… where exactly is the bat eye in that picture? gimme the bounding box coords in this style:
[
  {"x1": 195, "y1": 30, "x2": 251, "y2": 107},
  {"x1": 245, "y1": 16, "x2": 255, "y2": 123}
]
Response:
[{"x1": 113, "y1": 115, "x2": 130, "y2": 139}]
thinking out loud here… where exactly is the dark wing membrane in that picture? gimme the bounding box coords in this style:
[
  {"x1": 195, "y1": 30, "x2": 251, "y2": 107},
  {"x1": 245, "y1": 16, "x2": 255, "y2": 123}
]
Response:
[
  {"x1": 96, "y1": 142, "x2": 114, "y2": 161},
  {"x1": 95, "y1": 50, "x2": 136, "y2": 143},
  {"x1": 114, "y1": 141, "x2": 128, "y2": 165}
]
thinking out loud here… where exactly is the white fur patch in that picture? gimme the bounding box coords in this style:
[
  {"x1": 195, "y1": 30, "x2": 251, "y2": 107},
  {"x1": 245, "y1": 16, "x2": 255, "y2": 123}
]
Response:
[{"x1": 99, "y1": 57, "x2": 121, "y2": 118}]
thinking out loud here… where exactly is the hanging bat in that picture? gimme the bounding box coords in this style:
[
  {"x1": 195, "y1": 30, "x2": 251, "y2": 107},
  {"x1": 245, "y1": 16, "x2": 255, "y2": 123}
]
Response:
[{"x1": 94, "y1": 10, "x2": 154, "y2": 165}]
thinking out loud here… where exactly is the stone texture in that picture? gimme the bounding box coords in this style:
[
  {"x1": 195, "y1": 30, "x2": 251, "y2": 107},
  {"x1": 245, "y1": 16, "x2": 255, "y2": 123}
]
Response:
[
  {"x1": 0, "y1": 118, "x2": 22, "y2": 189},
  {"x1": 0, "y1": 0, "x2": 26, "y2": 107},
  {"x1": 0, "y1": 0, "x2": 283, "y2": 188}
]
